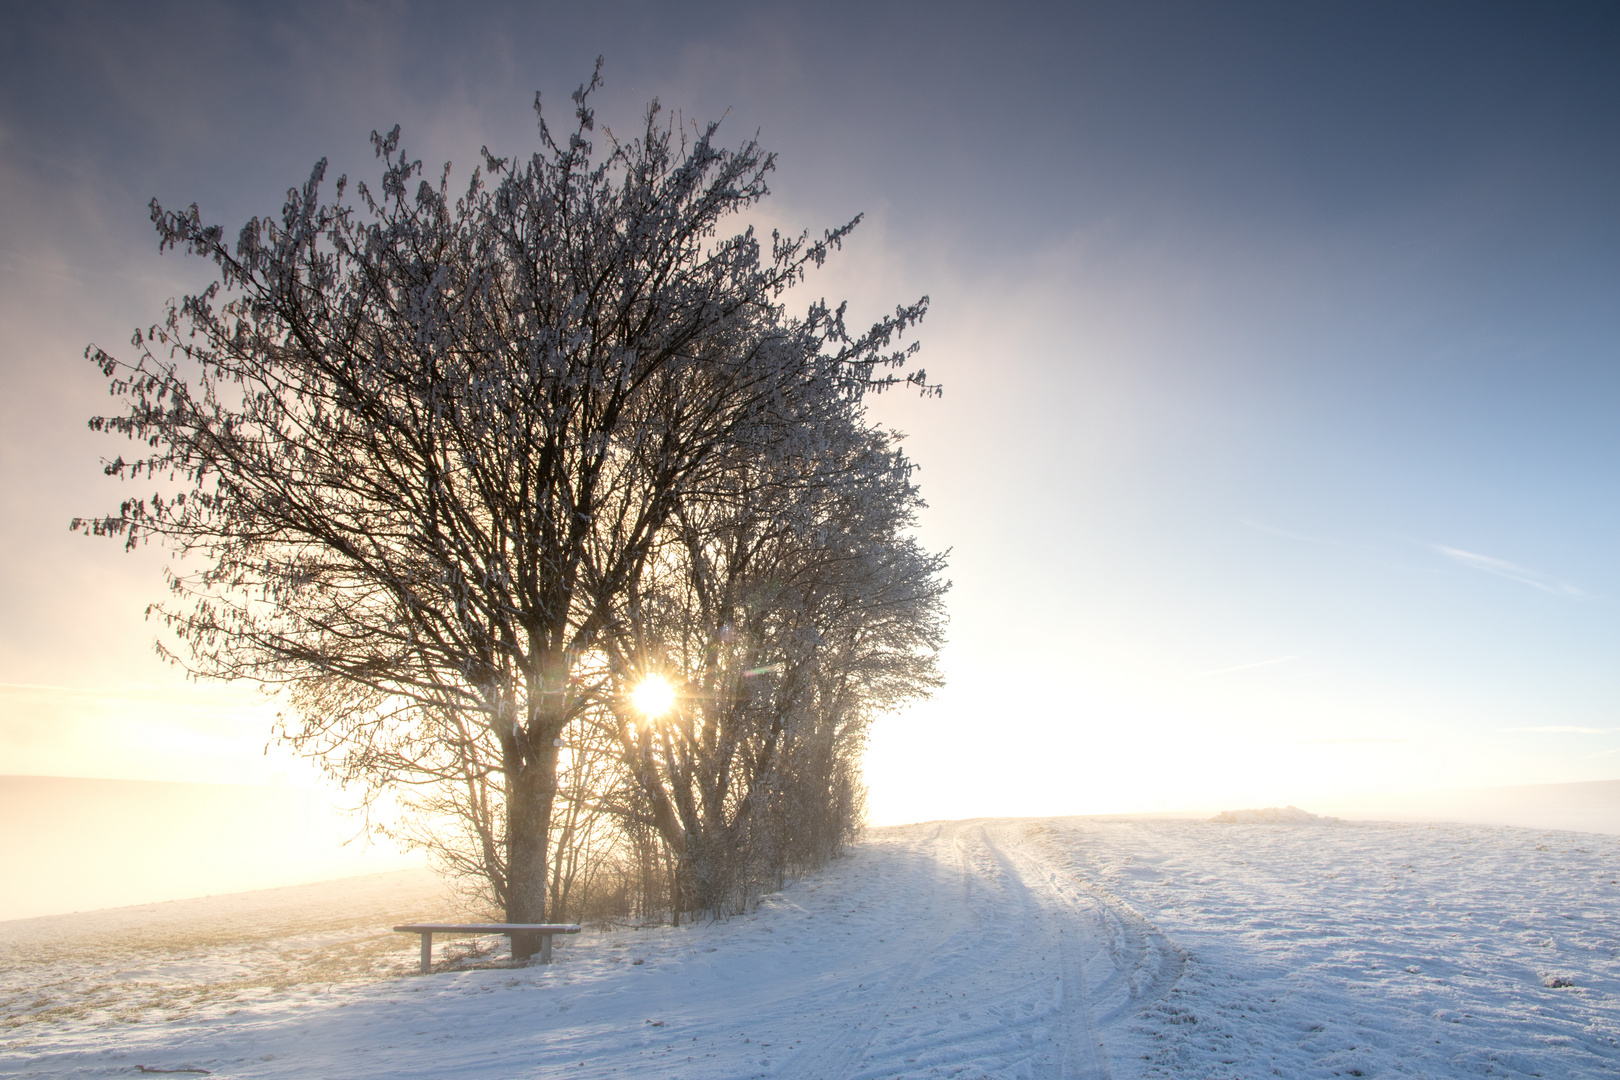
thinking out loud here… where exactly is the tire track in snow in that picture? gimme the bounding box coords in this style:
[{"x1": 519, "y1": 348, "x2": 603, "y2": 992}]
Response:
[
  {"x1": 1009, "y1": 822, "x2": 1187, "y2": 1030},
  {"x1": 1000, "y1": 822, "x2": 1187, "y2": 1026},
  {"x1": 839, "y1": 820, "x2": 1064, "y2": 1078},
  {"x1": 777, "y1": 819, "x2": 1179, "y2": 1079},
  {"x1": 976, "y1": 823, "x2": 1111, "y2": 1080},
  {"x1": 775, "y1": 821, "x2": 991, "y2": 1080}
]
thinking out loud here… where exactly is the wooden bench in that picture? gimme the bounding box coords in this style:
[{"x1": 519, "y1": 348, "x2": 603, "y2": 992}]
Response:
[{"x1": 394, "y1": 922, "x2": 581, "y2": 971}]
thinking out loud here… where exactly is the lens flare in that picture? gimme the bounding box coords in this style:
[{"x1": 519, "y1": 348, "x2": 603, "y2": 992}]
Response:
[{"x1": 631, "y1": 674, "x2": 676, "y2": 718}]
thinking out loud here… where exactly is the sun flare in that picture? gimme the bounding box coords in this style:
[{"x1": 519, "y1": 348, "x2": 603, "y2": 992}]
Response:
[{"x1": 631, "y1": 674, "x2": 677, "y2": 719}]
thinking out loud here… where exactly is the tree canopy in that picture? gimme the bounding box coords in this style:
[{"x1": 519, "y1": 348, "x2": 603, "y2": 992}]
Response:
[{"x1": 77, "y1": 68, "x2": 946, "y2": 946}]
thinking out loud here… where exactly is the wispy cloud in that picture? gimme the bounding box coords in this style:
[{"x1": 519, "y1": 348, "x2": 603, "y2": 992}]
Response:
[
  {"x1": 1432, "y1": 545, "x2": 1583, "y2": 596},
  {"x1": 1502, "y1": 725, "x2": 1614, "y2": 735},
  {"x1": 1199, "y1": 655, "x2": 1298, "y2": 677}
]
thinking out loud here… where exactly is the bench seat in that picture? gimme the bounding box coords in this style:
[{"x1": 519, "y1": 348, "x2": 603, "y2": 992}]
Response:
[{"x1": 394, "y1": 922, "x2": 581, "y2": 971}]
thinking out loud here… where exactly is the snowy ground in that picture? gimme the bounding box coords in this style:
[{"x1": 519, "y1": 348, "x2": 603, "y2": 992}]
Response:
[{"x1": 3, "y1": 816, "x2": 1617, "y2": 1078}]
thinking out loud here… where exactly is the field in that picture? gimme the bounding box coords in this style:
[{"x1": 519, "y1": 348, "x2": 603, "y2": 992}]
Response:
[{"x1": 3, "y1": 816, "x2": 1617, "y2": 1078}]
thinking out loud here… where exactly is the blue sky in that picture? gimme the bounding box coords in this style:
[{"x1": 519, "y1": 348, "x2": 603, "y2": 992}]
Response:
[{"x1": 2, "y1": 1, "x2": 1618, "y2": 821}]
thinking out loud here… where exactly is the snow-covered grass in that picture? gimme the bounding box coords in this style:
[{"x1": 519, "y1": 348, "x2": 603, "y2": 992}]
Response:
[
  {"x1": 1040, "y1": 816, "x2": 1620, "y2": 1077},
  {"x1": 3, "y1": 817, "x2": 1616, "y2": 1078}
]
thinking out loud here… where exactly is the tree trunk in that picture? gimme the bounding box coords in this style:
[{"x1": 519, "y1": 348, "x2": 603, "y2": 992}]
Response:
[{"x1": 506, "y1": 736, "x2": 559, "y2": 961}]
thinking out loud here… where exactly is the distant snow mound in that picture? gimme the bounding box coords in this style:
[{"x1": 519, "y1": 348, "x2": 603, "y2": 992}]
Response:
[{"x1": 1211, "y1": 805, "x2": 1337, "y2": 824}]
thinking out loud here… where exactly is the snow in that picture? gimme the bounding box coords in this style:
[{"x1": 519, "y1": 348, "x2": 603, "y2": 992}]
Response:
[
  {"x1": 1319, "y1": 779, "x2": 1620, "y2": 837},
  {"x1": 1209, "y1": 805, "x2": 1335, "y2": 824},
  {"x1": 3, "y1": 816, "x2": 1617, "y2": 1078}
]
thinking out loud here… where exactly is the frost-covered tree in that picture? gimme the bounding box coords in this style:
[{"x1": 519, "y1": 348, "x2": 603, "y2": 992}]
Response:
[
  {"x1": 74, "y1": 67, "x2": 930, "y2": 957},
  {"x1": 599, "y1": 417, "x2": 947, "y2": 915}
]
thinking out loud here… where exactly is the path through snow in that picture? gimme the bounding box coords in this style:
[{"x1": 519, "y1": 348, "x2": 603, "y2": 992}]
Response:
[{"x1": 3, "y1": 817, "x2": 1617, "y2": 1078}]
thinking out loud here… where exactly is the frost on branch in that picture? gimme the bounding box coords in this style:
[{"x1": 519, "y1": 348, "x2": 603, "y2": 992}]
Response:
[{"x1": 75, "y1": 67, "x2": 944, "y2": 938}]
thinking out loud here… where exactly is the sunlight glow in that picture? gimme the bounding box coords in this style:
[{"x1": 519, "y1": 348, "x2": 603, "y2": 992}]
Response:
[{"x1": 631, "y1": 674, "x2": 676, "y2": 718}]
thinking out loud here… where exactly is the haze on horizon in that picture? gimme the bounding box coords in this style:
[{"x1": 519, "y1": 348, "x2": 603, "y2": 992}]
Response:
[{"x1": 3, "y1": 0, "x2": 1619, "y2": 836}]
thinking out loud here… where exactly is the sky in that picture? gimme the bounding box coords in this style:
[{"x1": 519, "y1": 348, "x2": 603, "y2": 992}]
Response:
[{"x1": 3, "y1": 0, "x2": 1619, "y2": 826}]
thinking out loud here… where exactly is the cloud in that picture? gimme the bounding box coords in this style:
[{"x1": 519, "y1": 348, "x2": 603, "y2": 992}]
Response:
[
  {"x1": 1199, "y1": 655, "x2": 1299, "y2": 677},
  {"x1": 1432, "y1": 545, "x2": 1583, "y2": 596},
  {"x1": 1502, "y1": 725, "x2": 1614, "y2": 735}
]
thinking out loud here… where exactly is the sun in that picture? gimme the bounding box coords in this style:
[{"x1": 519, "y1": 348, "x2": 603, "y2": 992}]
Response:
[{"x1": 631, "y1": 674, "x2": 677, "y2": 719}]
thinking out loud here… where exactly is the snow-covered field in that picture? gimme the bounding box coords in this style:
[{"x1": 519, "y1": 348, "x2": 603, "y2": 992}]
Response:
[{"x1": 3, "y1": 816, "x2": 1617, "y2": 1078}]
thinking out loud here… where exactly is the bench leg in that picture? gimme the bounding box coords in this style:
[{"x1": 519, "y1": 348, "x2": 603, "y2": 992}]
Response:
[
  {"x1": 420, "y1": 932, "x2": 432, "y2": 974},
  {"x1": 541, "y1": 933, "x2": 552, "y2": 964}
]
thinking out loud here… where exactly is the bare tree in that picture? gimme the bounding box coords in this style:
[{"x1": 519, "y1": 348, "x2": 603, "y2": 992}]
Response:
[{"x1": 75, "y1": 67, "x2": 929, "y2": 957}]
